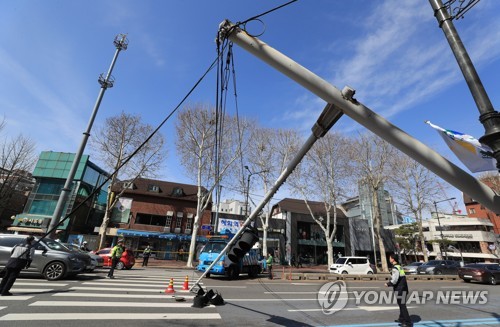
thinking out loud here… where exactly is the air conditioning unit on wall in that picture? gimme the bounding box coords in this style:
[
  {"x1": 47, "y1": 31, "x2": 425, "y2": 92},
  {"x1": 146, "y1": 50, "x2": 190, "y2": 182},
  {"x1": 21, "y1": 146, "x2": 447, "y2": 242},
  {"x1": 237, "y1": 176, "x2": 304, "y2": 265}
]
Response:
[
  {"x1": 163, "y1": 227, "x2": 170, "y2": 233},
  {"x1": 184, "y1": 229, "x2": 191, "y2": 234},
  {"x1": 174, "y1": 228, "x2": 181, "y2": 233}
]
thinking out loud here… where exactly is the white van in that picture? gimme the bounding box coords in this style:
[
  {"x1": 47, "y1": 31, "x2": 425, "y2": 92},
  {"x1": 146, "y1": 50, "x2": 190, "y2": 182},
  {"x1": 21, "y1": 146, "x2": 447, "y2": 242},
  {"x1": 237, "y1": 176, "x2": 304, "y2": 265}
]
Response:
[{"x1": 329, "y1": 256, "x2": 374, "y2": 274}]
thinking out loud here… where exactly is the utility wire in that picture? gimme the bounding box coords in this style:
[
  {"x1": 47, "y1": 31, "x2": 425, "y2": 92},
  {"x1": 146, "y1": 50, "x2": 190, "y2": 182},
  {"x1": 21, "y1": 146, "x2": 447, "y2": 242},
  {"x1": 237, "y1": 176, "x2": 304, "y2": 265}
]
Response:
[
  {"x1": 238, "y1": 0, "x2": 298, "y2": 25},
  {"x1": 25, "y1": 0, "x2": 301, "y2": 252},
  {"x1": 31, "y1": 45, "x2": 229, "y2": 249}
]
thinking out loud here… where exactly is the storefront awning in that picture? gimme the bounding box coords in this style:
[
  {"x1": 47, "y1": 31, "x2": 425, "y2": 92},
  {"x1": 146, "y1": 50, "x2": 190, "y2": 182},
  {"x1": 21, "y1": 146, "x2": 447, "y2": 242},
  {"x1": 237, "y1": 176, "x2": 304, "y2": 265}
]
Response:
[
  {"x1": 115, "y1": 229, "x2": 208, "y2": 242},
  {"x1": 117, "y1": 229, "x2": 161, "y2": 238},
  {"x1": 158, "y1": 233, "x2": 178, "y2": 240}
]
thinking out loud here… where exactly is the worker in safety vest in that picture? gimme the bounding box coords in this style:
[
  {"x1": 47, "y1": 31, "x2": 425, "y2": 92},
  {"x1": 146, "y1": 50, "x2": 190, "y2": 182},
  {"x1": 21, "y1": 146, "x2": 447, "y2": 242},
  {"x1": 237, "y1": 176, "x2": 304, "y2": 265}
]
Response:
[
  {"x1": 107, "y1": 239, "x2": 124, "y2": 279},
  {"x1": 385, "y1": 254, "x2": 412, "y2": 327}
]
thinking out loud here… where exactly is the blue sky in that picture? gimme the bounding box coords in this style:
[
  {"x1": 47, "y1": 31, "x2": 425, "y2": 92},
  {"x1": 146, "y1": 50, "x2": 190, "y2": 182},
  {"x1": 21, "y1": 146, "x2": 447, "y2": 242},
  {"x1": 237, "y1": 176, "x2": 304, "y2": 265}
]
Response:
[{"x1": 2, "y1": 1, "x2": 500, "y2": 215}]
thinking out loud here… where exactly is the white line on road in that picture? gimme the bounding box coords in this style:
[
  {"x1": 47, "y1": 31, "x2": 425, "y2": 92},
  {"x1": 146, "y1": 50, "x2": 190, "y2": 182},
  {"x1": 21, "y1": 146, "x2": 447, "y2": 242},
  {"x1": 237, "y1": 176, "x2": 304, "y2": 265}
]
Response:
[
  {"x1": 52, "y1": 292, "x2": 196, "y2": 299},
  {"x1": 264, "y1": 291, "x2": 354, "y2": 294},
  {"x1": 224, "y1": 298, "x2": 344, "y2": 301},
  {"x1": 70, "y1": 286, "x2": 189, "y2": 293},
  {"x1": 0, "y1": 313, "x2": 221, "y2": 321},
  {"x1": 30, "y1": 301, "x2": 210, "y2": 308},
  {"x1": 10, "y1": 289, "x2": 53, "y2": 293},
  {"x1": 288, "y1": 306, "x2": 418, "y2": 312},
  {"x1": 12, "y1": 283, "x2": 67, "y2": 287},
  {"x1": 83, "y1": 282, "x2": 178, "y2": 287},
  {"x1": 0, "y1": 296, "x2": 33, "y2": 301}
]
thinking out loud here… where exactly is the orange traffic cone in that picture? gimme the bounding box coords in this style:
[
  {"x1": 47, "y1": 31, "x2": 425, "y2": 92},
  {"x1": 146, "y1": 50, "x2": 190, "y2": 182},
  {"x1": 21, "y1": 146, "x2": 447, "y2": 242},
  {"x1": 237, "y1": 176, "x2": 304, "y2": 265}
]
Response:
[
  {"x1": 165, "y1": 278, "x2": 175, "y2": 294},
  {"x1": 182, "y1": 275, "x2": 189, "y2": 290}
]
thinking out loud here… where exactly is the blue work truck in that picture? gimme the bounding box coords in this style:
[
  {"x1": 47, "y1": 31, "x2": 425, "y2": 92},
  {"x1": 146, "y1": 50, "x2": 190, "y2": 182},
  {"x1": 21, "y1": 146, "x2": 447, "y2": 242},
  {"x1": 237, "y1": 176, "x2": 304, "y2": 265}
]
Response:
[{"x1": 196, "y1": 235, "x2": 261, "y2": 279}]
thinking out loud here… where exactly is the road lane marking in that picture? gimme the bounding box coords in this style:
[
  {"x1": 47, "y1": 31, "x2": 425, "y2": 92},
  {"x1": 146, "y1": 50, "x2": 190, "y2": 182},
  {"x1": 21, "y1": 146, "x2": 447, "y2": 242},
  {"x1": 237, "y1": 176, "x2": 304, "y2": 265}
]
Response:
[
  {"x1": 0, "y1": 296, "x2": 33, "y2": 301},
  {"x1": 323, "y1": 317, "x2": 500, "y2": 327},
  {"x1": 52, "y1": 293, "x2": 196, "y2": 299},
  {"x1": 13, "y1": 283, "x2": 67, "y2": 287},
  {"x1": 0, "y1": 313, "x2": 221, "y2": 321},
  {"x1": 30, "y1": 301, "x2": 211, "y2": 308},
  {"x1": 10, "y1": 289, "x2": 53, "y2": 293},
  {"x1": 70, "y1": 287, "x2": 190, "y2": 293},
  {"x1": 83, "y1": 282, "x2": 176, "y2": 287},
  {"x1": 287, "y1": 306, "x2": 417, "y2": 312}
]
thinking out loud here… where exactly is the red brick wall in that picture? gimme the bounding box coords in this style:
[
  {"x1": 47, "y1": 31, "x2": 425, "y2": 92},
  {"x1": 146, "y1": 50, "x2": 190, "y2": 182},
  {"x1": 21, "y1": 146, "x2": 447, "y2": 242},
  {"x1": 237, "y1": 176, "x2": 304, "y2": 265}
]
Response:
[{"x1": 114, "y1": 193, "x2": 211, "y2": 235}]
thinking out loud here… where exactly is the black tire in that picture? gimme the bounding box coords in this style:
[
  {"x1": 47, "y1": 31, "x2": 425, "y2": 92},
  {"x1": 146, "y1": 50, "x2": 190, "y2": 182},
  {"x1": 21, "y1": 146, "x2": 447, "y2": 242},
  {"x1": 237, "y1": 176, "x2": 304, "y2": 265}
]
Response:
[
  {"x1": 44, "y1": 261, "x2": 66, "y2": 281},
  {"x1": 367, "y1": 271, "x2": 374, "y2": 275},
  {"x1": 226, "y1": 265, "x2": 239, "y2": 280},
  {"x1": 248, "y1": 266, "x2": 258, "y2": 278},
  {"x1": 341, "y1": 271, "x2": 348, "y2": 274},
  {"x1": 206, "y1": 273, "x2": 211, "y2": 278},
  {"x1": 116, "y1": 261, "x2": 125, "y2": 270},
  {"x1": 489, "y1": 276, "x2": 497, "y2": 285},
  {"x1": 435, "y1": 270, "x2": 442, "y2": 275},
  {"x1": 464, "y1": 279, "x2": 471, "y2": 283}
]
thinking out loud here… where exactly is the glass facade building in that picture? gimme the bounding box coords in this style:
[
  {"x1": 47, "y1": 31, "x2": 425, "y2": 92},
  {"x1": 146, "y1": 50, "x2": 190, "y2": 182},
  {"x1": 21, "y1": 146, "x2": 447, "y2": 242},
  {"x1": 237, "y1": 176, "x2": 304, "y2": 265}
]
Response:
[{"x1": 10, "y1": 151, "x2": 110, "y2": 237}]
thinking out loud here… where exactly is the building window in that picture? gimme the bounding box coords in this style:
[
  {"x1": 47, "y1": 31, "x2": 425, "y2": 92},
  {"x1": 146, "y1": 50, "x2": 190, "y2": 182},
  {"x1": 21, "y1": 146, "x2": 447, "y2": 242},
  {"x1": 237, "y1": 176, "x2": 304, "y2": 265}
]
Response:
[
  {"x1": 469, "y1": 208, "x2": 476, "y2": 214},
  {"x1": 136, "y1": 213, "x2": 166, "y2": 226},
  {"x1": 186, "y1": 213, "x2": 193, "y2": 229},
  {"x1": 176, "y1": 212, "x2": 183, "y2": 229},
  {"x1": 165, "y1": 214, "x2": 173, "y2": 228},
  {"x1": 124, "y1": 182, "x2": 134, "y2": 189},
  {"x1": 172, "y1": 187, "x2": 184, "y2": 197},
  {"x1": 147, "y1": 184, "x2": 160, "y2": 193}
]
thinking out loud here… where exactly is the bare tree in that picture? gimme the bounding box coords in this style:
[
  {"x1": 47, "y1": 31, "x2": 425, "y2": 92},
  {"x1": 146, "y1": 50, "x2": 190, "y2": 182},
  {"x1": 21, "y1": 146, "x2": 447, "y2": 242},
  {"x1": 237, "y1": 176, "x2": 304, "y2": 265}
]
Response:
[
  {"x1": 244, "y1": 127, "x2": 301, "y2": 257},
  {"x1": 289, "y1": 132, "x2": 354, "y2": 268},
  {"x1": 350, "y1": 134, "x2": 395, "y2": 273},
  {"x1": 388, "y1": 151, "x2": 441, "y2": 262},
  {"x1": 175, "y1": 103, "x2": 250, "y2": 267},
  {"x1": 91, "y1": 111, "x2": 166, "y2": 249},
  {"x1": 0, "y1": 118, "x2": 37, "y2": 221}
]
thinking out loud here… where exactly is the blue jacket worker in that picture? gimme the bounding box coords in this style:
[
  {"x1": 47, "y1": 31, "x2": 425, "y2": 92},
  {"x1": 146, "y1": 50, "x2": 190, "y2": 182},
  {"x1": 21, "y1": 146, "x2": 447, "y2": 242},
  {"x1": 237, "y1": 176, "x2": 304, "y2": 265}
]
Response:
[
  {"x1": 0, "y1": 235, "x2": 35, "y2": 296},
  {"x1": 385, "y1": 254, "x2": 412, "y2": 327}
]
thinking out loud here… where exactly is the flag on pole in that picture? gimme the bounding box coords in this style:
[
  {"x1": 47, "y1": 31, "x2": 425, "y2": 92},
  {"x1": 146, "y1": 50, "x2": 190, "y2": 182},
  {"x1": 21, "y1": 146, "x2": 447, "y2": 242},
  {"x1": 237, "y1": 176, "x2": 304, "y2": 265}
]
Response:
[{"x1": 425, "y1": 121, "x2": 496, "y2": 173}]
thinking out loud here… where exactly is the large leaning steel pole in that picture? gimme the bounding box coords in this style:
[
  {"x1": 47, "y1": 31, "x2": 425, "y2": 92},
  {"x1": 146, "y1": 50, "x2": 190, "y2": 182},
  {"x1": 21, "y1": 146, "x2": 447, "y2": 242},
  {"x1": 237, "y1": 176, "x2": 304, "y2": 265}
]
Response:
[
  {"x1": 219, "y1": 20, "x2": 500, "y2": 213},
  {"x1": 429, "y1": 0, "x2": 500, "y2": 171},
  {"x1": 48, "y1": 34, "x2": 128, "y2": 238},
  {"x1": 190, "y1": 103, "x2": 344, "y2": 290}
]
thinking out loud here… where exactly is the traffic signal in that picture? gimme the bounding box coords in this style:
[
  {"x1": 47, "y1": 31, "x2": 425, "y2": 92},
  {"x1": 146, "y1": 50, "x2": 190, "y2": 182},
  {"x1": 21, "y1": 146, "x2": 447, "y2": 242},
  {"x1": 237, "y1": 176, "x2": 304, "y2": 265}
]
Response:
[{"x1": 227, "y1": 227, "x2": 259, "y2": 263}]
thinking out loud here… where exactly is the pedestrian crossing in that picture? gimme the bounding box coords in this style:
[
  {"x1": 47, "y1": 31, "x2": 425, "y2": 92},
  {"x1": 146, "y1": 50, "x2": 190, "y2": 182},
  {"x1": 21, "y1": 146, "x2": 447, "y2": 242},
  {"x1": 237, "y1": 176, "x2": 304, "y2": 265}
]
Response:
[{"x1": 0, "y1": 273, "x2": 221, "y2": 323}]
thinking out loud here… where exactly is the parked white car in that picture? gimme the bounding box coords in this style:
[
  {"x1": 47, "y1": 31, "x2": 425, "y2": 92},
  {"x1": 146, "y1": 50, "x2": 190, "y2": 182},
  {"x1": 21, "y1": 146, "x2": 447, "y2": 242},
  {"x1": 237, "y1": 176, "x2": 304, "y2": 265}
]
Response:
[{"x1": 329, "y1": 256, "x2": 374, "y2": 274}]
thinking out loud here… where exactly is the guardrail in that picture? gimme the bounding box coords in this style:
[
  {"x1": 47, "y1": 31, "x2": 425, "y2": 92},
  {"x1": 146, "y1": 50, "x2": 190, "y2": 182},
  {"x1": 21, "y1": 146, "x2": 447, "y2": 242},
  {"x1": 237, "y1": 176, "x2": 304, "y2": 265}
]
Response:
[{"x1": 280, "y1": 272, "x2": 461, "y2": 281}]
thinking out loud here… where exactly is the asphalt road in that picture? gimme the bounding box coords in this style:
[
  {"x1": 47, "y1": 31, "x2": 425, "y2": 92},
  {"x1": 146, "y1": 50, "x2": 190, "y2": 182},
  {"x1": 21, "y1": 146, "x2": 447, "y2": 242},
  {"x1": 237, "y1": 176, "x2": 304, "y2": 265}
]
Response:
[{"x1": 0, "y1": 268, "x2": 498, "y2": 326}]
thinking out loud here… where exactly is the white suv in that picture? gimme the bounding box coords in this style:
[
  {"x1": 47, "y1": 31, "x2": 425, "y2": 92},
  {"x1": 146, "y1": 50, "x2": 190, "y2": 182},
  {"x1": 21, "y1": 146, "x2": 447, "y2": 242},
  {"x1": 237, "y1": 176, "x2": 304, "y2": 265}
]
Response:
[{"x1": 329, "y1": 256, "x2": 374, "y2": 274}]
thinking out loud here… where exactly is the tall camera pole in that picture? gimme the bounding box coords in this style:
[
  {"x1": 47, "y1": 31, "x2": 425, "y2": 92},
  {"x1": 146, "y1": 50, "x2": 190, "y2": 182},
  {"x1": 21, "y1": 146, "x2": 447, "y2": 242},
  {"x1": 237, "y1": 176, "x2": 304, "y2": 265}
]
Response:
[
  {"x1": 429, "y1": 0, "x2": 500, "y2": 171},
  {"x1": 47, "y1": 34, "x2": 128, "y2": 238}
]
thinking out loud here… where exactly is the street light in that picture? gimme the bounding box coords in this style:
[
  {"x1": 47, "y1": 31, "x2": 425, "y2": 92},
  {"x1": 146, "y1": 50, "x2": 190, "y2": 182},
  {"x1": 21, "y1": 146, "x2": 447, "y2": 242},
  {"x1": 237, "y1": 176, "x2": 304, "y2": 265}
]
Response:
[
  {"x1": 433, "y1": 197, "x2": 455, "y2": 260},
  {"x1": 244, "y1": 166, "x2": 268, "y2": 217}
]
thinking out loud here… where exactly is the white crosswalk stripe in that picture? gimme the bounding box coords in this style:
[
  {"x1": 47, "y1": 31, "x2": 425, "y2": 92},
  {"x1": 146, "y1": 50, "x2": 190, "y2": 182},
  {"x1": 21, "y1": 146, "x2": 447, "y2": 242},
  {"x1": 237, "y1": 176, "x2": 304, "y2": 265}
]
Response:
[{"x1": 0, "y1": 274, "x2": 220, "y2": 323}]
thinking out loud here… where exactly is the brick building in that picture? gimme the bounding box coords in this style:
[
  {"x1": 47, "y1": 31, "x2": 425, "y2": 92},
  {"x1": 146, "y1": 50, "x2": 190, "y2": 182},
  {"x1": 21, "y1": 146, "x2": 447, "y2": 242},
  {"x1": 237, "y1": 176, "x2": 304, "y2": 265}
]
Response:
[
  {"x1": 107, "y1": 178, "x2": 212, "y2": 260},
  {"x1": 464, "y1": 194, "x2": 500, "y2": 235}
]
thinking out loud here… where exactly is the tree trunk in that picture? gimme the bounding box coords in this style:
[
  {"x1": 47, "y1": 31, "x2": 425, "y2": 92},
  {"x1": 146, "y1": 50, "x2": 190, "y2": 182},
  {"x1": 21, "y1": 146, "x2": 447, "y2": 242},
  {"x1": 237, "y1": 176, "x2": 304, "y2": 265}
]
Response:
[
  {"x1": 327, "y1": 237, "x2": 334, "y2": 267},
  {"x1": 98, "y1": 185, "x2": 114, "y2": 249},
  {"x1": 373, "y1": 191, "x2": 388, "y2": 272},
  {"x1": 186, "y1": 200, "x2": 204, "y2": 268},
  {"x1": 262, "y1": 224, "x2": 268, "y2": 257}
]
